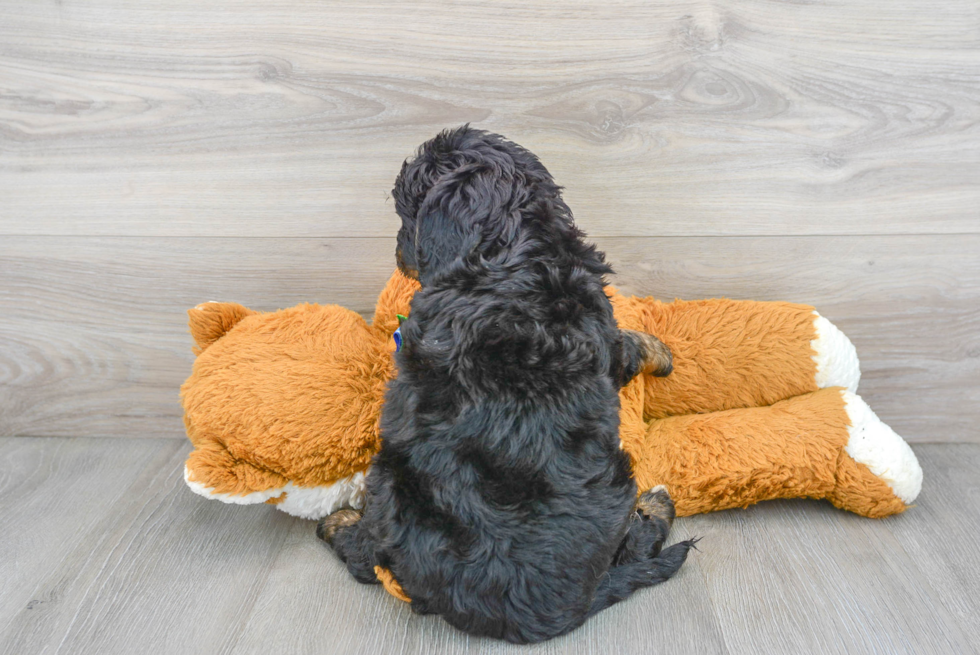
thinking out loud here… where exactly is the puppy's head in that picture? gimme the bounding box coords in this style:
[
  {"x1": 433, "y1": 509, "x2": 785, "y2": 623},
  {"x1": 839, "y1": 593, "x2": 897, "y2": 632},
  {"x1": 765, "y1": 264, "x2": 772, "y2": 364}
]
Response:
[{"x1": 391, "y1": 125, "x2": 562, "y2": 285}]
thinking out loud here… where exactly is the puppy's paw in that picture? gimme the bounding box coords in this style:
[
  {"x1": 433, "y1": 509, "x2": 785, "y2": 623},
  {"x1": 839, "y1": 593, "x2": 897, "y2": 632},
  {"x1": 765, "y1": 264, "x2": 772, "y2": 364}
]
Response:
[
  {"x1": 637, "y1": 485, "x2": 676, "y2": 528},
  {"x1": 316, "y1": 508, "x2": 362, "y2": 546},
  {"x1": 624, "y1": 330, "x2": 673, "y2": 377}
]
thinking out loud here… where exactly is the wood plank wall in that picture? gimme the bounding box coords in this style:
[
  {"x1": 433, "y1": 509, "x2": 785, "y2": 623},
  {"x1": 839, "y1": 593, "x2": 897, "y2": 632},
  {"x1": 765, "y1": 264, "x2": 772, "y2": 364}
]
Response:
[{"x1": 1, "y1": 0, "x2": 978, "y2": 442}]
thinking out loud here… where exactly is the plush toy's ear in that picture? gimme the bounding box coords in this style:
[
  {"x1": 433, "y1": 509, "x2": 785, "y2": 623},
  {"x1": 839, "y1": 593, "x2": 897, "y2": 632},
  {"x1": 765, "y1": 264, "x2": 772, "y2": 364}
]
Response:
[
  {"x1": 187, "y1": 302, "x2": 258, "y2": 355},
  {"x1": 372, "y1": 269, "x2": 421, "y2": 335}
]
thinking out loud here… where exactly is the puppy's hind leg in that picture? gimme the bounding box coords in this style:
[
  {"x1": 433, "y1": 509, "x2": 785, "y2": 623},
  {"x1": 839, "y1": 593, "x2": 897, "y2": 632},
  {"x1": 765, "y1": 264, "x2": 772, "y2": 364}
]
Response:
[
  {"x1": 586, "y1": 544, "x2": 694, "y2": 618},
  {"x1": 316, "y1": 508, "x2": 361, "y2": 544},
  {"x1": 613, "y1": 485, "x2": 677, "y2": 565},
  {"x1": 317, "y1": 509, "x2": 378, "y2": 584},
  {"x1": 591, "y1": 486, "x2": 696, "y2": 618}
]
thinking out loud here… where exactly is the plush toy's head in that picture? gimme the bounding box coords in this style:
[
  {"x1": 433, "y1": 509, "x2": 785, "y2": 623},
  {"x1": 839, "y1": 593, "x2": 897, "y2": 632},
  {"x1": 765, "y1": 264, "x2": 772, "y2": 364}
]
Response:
[{"x1": 181, "y1": 271, "x2": 420, "y2": 518}]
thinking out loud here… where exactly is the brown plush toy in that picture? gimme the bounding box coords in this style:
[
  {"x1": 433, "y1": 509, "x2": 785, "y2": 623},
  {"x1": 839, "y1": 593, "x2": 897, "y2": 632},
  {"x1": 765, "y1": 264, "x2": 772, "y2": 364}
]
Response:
[{"x1": 182, "y1": 270, "x2": 922, "y2": 525}]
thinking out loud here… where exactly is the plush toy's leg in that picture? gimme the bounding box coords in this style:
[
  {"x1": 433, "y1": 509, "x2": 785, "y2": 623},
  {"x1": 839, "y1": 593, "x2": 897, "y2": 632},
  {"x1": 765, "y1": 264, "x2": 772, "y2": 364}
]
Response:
[
  {"x1": 611, "y1": 296, "x2": 860, "y2": 420},
  {"x1": 629, "y1": 388, "x2": 922, "y2": 518},
  {"x1": 588, "y1": 487, "x2": 695, "y2": 618}
]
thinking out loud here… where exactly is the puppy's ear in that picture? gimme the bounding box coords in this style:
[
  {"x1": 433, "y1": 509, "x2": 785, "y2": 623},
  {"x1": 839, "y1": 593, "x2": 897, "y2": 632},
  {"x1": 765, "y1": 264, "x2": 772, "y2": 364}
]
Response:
[
  {"x1": 414, "y1": 163, "x2": 521, "y2": 285},
  {"x1": 413, "y1": 206, "x2": 474, "y2": 285}
]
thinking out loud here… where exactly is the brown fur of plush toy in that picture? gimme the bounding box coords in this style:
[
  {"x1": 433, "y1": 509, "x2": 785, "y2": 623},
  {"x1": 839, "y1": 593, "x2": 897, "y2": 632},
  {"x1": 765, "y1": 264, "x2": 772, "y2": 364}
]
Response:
[
  {"x1": 182, "y1": 270, "x2": 921, "y2": 522},
  {"x1": 183, "y1": 303, "x2": 390, "y2": 496},
  {"x1": 635, "y1": 390, "x2": 906, "y2": 518}
]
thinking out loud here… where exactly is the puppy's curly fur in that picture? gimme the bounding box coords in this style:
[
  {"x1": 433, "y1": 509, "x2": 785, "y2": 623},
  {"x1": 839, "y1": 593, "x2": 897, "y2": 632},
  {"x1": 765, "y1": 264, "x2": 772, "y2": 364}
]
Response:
[{"x1": 320, "y1": 126, "x2": 693, "y2": 644}]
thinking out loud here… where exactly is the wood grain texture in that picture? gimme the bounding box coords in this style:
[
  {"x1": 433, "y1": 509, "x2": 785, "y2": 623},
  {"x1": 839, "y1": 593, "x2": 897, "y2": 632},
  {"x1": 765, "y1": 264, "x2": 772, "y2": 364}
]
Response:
[
  {"x1": 1, "y1": 234, "x2": 976, "y2": 442},
  {"x1": 680, "y1": 497, "x2": 977, "y2": 655},
  {"x1": 1, "y1": 1, "x2": 977, "y2": 651},
  {"x1": 883, "y1": 444, "x2": 980, "y2": 647},
  {"x1": 0, "y1": 438, "x2": 295, "y2": 655},
  {"x1": 1, "y1": 438, "x2": 978, "y2": 654},
  {"x1": 0, "y1": 437, "x2": 179, "y2": 638},
  {"x1": 1, "y1": 0, "x2": 978, "y2": 237},
  {"x1": 228, "y1": 509, "x2": 726, "y2": 655},
  {"x1": 0, "y1": 237, "x2": 402, "y2": 439},
  {"x1": 608, "y1": 235, "x2": 980, "y2": 444}
]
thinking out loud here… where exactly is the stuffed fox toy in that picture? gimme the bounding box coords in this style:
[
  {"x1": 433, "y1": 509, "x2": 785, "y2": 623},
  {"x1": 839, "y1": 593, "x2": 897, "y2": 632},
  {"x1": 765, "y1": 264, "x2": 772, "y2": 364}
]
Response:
[{"x1": 181, "y1": 270, "x2": 922, "y2": 523}]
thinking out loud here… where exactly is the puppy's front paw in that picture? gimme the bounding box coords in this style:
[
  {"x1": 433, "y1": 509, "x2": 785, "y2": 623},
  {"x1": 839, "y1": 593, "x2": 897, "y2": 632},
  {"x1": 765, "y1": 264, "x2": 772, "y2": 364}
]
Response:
[
  {"x1": 636, "y1": 485, "x2": 676, "y2": 528},
  {"x1": 316, "y1": 508, "x2": 362, "y2": 545},
  {"x1": 624, "y1": 330, "x2": 673, "y2": 377}
]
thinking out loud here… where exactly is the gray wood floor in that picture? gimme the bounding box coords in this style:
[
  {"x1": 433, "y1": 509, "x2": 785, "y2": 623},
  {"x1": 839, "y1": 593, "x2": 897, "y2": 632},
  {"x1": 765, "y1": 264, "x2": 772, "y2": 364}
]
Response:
[{"x1": 1, "y1": 437, "x2": 977, "y2": 655}]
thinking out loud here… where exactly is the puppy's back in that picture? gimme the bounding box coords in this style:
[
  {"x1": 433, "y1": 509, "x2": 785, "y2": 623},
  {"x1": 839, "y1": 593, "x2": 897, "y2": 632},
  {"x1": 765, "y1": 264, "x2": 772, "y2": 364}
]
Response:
[{"x1": 375, "y1": 274, "x2": 636, "y2": 643}]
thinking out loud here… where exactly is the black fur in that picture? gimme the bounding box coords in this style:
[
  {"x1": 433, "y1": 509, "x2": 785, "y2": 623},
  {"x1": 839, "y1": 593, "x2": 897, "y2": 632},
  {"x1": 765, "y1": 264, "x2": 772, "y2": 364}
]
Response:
[{"x1": 321, "y1": 126, "x2": 694, "y2": 643}]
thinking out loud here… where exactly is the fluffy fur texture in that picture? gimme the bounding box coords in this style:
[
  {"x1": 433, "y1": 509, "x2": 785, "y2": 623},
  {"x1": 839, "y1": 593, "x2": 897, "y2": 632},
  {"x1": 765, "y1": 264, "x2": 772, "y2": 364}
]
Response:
[
  {"x1": 632, "y1": 388, "x2": 910, "y2": 518},
  {"x1": 611, "y1": 294, "x2": 823, "y2": 420},
  {"x1": 610, "y1": 292, "x2": 918, "y2": 518},
  {"x1": 181, "y1": 272, "x2": 921, "y2": 521},
  {"x1": 182, "y1": 301, "x2": 393, "y2": 495},
  {"x1": 322, "y1": 126, "x2": 692, "y2": 643}
]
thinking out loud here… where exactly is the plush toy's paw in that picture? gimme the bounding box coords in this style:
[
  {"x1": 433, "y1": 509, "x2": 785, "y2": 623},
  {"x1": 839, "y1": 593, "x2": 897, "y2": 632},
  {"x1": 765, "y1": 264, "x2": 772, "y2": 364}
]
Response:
[
  {"x1": 827, "y1": 390, "x2": 923, "y2": 518},
  {"x1": 316, "y1": 508, "x2": 362, "y2": 545},
  {"x1": 636, "y1": 485, "x2": 676, "y2": 528},
  {"x1": 841, "y1": 391, "x2": 923, "y2": 505},
  {"x1": 811, "y1": 312, "x2": 861, "y2": 393}
]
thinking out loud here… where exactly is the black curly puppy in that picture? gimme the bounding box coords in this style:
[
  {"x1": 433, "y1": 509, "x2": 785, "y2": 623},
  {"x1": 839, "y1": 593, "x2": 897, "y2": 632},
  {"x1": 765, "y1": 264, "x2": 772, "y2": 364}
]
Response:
[{"x1": 318, "y1": 126, "x2": 695, "y2": 644}]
